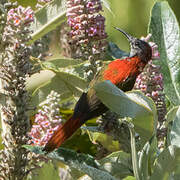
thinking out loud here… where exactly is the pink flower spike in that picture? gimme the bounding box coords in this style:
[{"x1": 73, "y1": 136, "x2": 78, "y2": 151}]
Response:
[
  {"x1": 65, "y1": 0, "x2": 107, "y2": 60},
  {"x1": 152, "y1": 90, "x2": 159, "y2": 98},
  {"x1": 14, "y1": 18, "x2": 21, "y2": 26},
  {"x1": 17, "y1": 5, "x2": 24, "y2": 14},
  {"x1": 7, "y1": 6, "x2": 34, "y2": 26},
  {"x1": 40, "y1": 120, "x2": 51, "y2": 128},
  {"x1": 152, "y1": 51, "x2": 160, "y2": 59},
  {"x1": 35, "y1": 113, "x2": 46, "y2": 123},
  {"x1": 28, "y1": 91, "x2": 63, "y2": 146},
  {"x1": 141, "y1": 34, "x2": 160, "y2": 60}
]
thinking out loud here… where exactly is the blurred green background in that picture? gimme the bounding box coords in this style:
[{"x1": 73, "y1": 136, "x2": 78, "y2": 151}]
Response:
[
  {"x1": 105, "y1": 0, "x2": 180, "y2": 52},
  {"x1": 12, "y1": 0, "x2": 180, "y2": 52}
]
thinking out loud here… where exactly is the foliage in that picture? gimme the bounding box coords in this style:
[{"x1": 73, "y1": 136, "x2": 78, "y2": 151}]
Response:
[
  {"x1": 1, "y1": 0, "x2": 180, "y2": 180},
  {"x1": 149, "y1": 1, "x2": 180, "y2": 106}
]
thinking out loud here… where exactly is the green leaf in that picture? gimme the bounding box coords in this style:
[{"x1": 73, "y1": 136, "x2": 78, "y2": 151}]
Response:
[
  {"x1": 94, "y1": 81, "x2": 157, "y2": 143},
  {"x1": 88, "y1": 131, "x2": 120, "y2": 152},
  {"x1": 24, "y1": 146, "x2": 116, "y2": 180},
  {"x1": 138, "y1": 136, "x2": 158, "y2": 180},
  {"x1": 81, "y1": 125, "x2": 122, "y2": 153},
  {"x1": 23, "y1": 145, "x2": 44, "y2": 154},
  {"x1": 24, "y1": 145, "x2": 98, "y2": 166},
  {"x1": 41, "y1": 58, "x2": 84, "y2": 71},
  {"x1": 62, "y1": 129, "x2": 97, "y2": 155},
  {"x1": 150, "y1": 145, "x2": 180, "y2": 180},
  {"x1": 29, "y1": 0, "x2": 66, "y2": 44},
  {"x1": 30, "y1": 69, "x2": 87, "y2": 107},
  {"x1": 42, "y1": 59, "x2": 90, "y2": 80},
  {"x1": 107, "y1": 42, "x2": 129, "y2": 59},
  {"x1": 123, "y1": 176, "x2": 136, "y2": 180},
  {"x1": 169, "y1": 106, "x2": 180, "y2": 147},
  {"x1": 149, "y1": 1, "x2": 180, "y2": 105},
  {"x1": 26, "y1": 70, "x2": 55, "y2": 93},
  {"x1": 170, "y1": 164, "x2": 180, "y2": 180},
  {"x1": 15, "y1": 0, "x2": 36, "y2": 8},
  {"x1": 27, "y1": 161, "x2": 60, "y2": 180},
  {"x1": 27, "y1": 58, "x2": 89, "y2": 106},
  {"x1": 98, "y1": 151, "x2": 133, "y2": 179},
  {"x1": 81, "y1": 126, "x2": 120, "y2": 152},
  {"x1": 128, "y1": 123, "x2": 140, "y2": 180},
  {"x1": 27, "y1": 59, "x2": 89, "y2": 108},
  {"x1": 81, "y1": 126, "x2": 103, "y2": 133},
  {"x1": 165, "y1": 106, "x2": 179, "y2": 126}
]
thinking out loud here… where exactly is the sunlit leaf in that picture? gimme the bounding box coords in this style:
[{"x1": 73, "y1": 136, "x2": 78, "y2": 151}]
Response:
[
  {"x1": 27, "y1": 58, "x2": 88, "y2": 107},
  {"x1": 24, "y1": 146, "x2": 116, "y2": 180},
  {"x1": 94, "y1": 81, "x2": 157, "y2": 143},
  {"x1": 169, "y1": 106, "x2": 180, "y2": 147},
  {"x1": 99, "y1": 151, "x2": 133, "y2": 179},
  {"x1": 138, "y1": 136, "x2": 157, "y2": 179},
  {"x1": 29, "y1": 0, "x2": 66, "y2": 44},
  {"x1": 29, "y1": 70, "x2": 87, "y2": 107},
  {"x1": 41, "y1": 58, "x2": 84, "y2": 71},
  {"x1": 149, "y1": 1, "x2": 180, "y2": 105},
  {"x1": 150, "y1": 145, "x2": 180, "y2": 180},
  {"x1": 27, "y1": 161, "x2": 60, "y2": 180},
  {"x1": 165, "y1": 106, "x2": 179, "y2": 126}
]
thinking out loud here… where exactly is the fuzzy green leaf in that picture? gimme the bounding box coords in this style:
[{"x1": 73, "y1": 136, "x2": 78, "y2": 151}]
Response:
[
  {"x1": 149, "y1": 1, "x2": 180, "y2": 105},
  {"x1": 27, "y1": 59, "x2": 89, "y2": 107},
  {"x1": 99, "y1": 151, "x2": 133, "y2": 179},
  {"x1": 27, "y1": 161, "x2": 60, "y2": 180},
  {"x1": 150, "y1": 145, "x2": 180, "y2": 180},
  {"x1": 29, "y1": 69, "x2": 87, "y2": 107},
  {"x1": 169, "y1": 106, "x2": 180, "y2": 147},
  {"x1": 165, "y1": 106, "x2": 179, "y2": 126},
  {"x1": 41, "y1": 58, "x2": 84, "y2": 71},
  {"x1": 94, "y1": 81, "x2": 157, "y2": 143},
  {"x1": 123, "y1": 176, "x2": 136, "y2": 180},
  {"x1": 42, "y1": 59, "x2": 90, "y2": 80},
  {"x1": 24, "y1": 146, "x2": 116, "y2": 180},
  {"x1": 138, "y1": 136, "x2": 157, "y2": 179},
  {"x1": 29, "y1": 0, "x2": 66, "y2": 44}
]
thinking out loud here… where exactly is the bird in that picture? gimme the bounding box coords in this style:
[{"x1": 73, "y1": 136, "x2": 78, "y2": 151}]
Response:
[{"x1": 43, "y1": 27, "x2": 152, "y2": 152}]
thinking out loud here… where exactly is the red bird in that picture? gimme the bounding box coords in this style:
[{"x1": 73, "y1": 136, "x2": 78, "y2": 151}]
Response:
[{"x1": 43, "y1": 27, "x2": 152, "y2": 152}]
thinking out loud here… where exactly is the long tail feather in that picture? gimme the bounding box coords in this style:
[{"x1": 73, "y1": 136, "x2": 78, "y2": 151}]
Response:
[{"x1": 43, "y1": 117, "x2": 82, "y2": 152}]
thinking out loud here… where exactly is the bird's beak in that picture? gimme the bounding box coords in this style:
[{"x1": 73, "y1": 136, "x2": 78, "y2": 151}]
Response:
[
  {"x1": 114, "y1": 27, "x2": 134, "y2": 42},
  {"x1": 114, "y1": 27, "x2": 137, "y2": 58}
]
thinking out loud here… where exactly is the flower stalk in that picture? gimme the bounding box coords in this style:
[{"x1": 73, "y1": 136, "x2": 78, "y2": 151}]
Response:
[
  {"x1": 60, "y1": 0, "x2": 108, "y2": 80},
  {"x1": 134, "y1": 34, "x2": 166, "y2": 148},
  {"x1": 29, "y1": 90, "x2": 63, "y2": 146},
  {"x1": 66, "y1": 0, "x2": 107, "y2": 61},
  {"x1": 0, "y1": 5, "x2": 34, "y2": 180}
]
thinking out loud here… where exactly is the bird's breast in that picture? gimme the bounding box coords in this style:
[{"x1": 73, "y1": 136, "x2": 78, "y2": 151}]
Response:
[{"x1": 103, "y1": 57, "x2": 146, "y2": 85}]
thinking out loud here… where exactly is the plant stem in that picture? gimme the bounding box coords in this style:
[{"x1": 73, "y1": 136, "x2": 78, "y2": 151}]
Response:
[
  {"x1": 0, "y1": 4, "x2": 34, "y2": 179},
  {"x1": 128, "y1": 122, "x2": 141, "y2": 180}
]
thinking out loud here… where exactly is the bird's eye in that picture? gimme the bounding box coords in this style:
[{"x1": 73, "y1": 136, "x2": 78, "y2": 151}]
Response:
[{"x1": 135, "y1": 41, "x2": 139, "y2": 46}]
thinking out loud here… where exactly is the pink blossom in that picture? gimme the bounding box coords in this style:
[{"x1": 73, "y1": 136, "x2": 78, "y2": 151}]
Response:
[
  {"x1": 152, "y1": 91, "x2": 159, "y2": 98},
  {"x1": 134, "y1": 56, "x2": 166, "y2": 123},
  {"x1": 28, "y1": 91, "x2": 63, "y2": 146},
  {"x1": 141, "y1": 34, "x2": 160, "y2": 59},
  {"x1": 66, "y1": 0, "x2": 107, "y2": 60},
  {"x1": 7, "y1": 6, "x2": 34, "y2": 26}
]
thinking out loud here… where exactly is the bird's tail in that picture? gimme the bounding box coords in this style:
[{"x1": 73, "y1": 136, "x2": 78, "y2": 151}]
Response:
[{"x1": 43, "y1": 116, "x2": 82, "y2": 152}]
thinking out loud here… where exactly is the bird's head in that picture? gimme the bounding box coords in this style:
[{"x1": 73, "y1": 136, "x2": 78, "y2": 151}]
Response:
[{"x1": 114, "y1": 27, "x2": 152, "y2": 63}]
